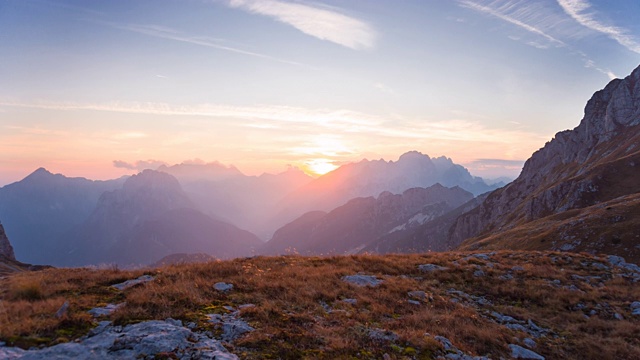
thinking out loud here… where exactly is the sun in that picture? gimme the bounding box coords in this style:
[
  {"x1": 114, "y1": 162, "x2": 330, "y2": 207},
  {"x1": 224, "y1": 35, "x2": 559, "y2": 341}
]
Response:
[{"x1": 305, "y1": 158, "x2": 339, "y2": 176}]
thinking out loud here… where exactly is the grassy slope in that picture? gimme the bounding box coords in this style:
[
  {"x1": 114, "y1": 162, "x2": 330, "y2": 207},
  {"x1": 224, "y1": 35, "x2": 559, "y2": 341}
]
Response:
[{"x1": 1, "y1": 251, "x2": 639, "y2": 359}]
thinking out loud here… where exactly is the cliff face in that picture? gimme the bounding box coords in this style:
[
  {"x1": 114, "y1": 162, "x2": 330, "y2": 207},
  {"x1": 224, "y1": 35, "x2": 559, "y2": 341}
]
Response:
[
  {"x1": 451, "y1": 64, "x2": 640, "y2": 247},
  {"x1": 0, "y1": 222, "x2": 16, "y2": 261}
]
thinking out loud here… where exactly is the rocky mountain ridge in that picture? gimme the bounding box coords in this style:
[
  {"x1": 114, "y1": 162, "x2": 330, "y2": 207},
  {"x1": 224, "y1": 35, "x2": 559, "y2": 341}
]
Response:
[
  {"x1": 450, "y1": 64, "x2": 640, "y2": 260},
  {"x1": 264, "y1": 184, "x2": 474, "y2": 255}
]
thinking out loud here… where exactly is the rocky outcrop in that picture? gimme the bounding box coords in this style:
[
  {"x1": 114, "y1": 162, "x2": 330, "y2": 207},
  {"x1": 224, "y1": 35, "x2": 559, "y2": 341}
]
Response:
[
  {"x1": 450, "y1": 64, "x2": 640, "y2": 250},
  {"x1": 0, "y1": 222, "x2": 16, "y2": 261}
]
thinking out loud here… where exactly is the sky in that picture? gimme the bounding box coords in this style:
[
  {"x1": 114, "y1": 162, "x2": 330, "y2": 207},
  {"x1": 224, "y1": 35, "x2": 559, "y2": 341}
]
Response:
[{"x1": 1, "y1": 0, "x2": 639, "y2": 186}]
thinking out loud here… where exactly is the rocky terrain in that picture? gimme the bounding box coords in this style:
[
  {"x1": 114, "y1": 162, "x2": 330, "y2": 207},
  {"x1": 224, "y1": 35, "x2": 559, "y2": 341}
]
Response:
[
  {"x1": 263, "y1": 184, "x2": 474, "y2": 255},
  {"x1": 449, "y1": 64, "x2": 640, "y2": 262},
  {"x1": 0, "y1": 222, "x2": 16, "y2": 261},
  {"x1": 1, "y1": 251, "x2": 639, "y2": 359}
]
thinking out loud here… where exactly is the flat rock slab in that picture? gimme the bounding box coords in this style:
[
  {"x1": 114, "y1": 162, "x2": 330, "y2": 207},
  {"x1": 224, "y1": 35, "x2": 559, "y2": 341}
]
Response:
[
  {"x1": 88, "y1": 303, "x2": 125, "y2": 317},
  {"x1": 342, "y1": 275, "x2": 383, "y2": 287},
  {"x1": 509, "y1": 344, "x2": 545, "y2": 359},
  {"x1": 0, "y1": 319, "x2": 237, "y2": 360},
  {"x1": 214, "y1": 282, "x2": 234, "y2": 292},
  {"x1": 111, "y1": 275, "x2": 155, "y2": 291}
]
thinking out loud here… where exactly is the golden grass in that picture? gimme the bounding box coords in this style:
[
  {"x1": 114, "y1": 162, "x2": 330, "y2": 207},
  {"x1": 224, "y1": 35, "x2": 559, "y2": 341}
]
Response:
[{"x1": 0, "y1": 251, "x2": 639, "y2": 359}]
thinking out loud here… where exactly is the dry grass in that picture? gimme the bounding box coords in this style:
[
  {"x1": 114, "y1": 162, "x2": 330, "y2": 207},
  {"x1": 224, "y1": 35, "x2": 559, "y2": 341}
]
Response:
[{"x1": 1, "y1": 251, "x2": 639, "y2": 359}]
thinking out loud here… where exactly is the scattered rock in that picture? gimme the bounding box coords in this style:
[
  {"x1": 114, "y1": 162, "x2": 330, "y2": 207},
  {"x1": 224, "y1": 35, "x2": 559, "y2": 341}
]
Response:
[
  {"x1": 509, "y1": 344, "x2": 545, "y2": 359},
  {"x1": 1, "y1": 319, "x2": 237, "y2": 359},
  {"x1": 463, "y1": 252, "x2": 495, "y2": 261},
  {"x1": 408, "y1": 299, "x2": 421, "y2": 305},
  {"x1": 342, "y1": 275, "x2": 382, "y2": 287},
  {"x1": 368, "y1": 328, "x2": 399, "y2": 342},
  {"x1": 408, "y1": 290, "x2": 430, "y2": 302},
  {"x1": 418, "y1": 264, "x2": 448, "y2": 272},
  {"x1": 511, "y1": 266, "x2": 525, "y2": 271},
  {"x1": 342, "y1": 298, "x2": 358, "y2": 305},
  {"x1": 111, "y1": 275, "x2": 155, "y2": 291},
  {"x1": 208, "y1": 308, "x2": 255, "y2": 342},
  {"x1": 433, "y1": 335, "x2": 489, "y2": 359},
  {"x1": 214, "y1": 282, "x2": 234, "y2": 292},
  {"x1": 88, "y1": 303, "x2": 124, "y2": 317},
  {"x1": 523, "y1": 338, "x2": 537, "y2": 349},
  {"x1": 473, "y1": 270, "x2": 486, "y2": 277},
  {"x1": 614, "y1": 313, "x2": 624, "y2": 320},
  {"x1": 55, "y1": 301, "x2": 69, "y2": 319}
]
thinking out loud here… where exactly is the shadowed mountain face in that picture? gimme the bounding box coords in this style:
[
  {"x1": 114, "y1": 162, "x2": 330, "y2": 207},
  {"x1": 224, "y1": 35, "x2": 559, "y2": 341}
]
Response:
[
  {"x1": 451, "y1": 64, "x2": 640, "y2": 262},
  {"x1": 0, "y1": 222, "x2": 16, "y2": 261},
  {"x1": 60, "y1": 170, "x2": 261, "y2": 267},
  {"x1": 269, "y1": 152, "x2": 499, "y2": 233},
  {"x1": 263, "y1": 184, "x2": 474, "y2": 255},
  {"x1": 0, "y1": 169, "x2": 125, "y2": 264}
]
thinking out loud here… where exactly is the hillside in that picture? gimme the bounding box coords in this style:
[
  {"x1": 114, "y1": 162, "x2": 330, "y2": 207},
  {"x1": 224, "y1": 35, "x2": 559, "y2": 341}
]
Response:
[
  {"x1": 1, "y1": 251, "x2": 639, "y2": 359},
  {"x1": 263, "y1": 184, "x2": 474, "y2": 255},
  {"x1": 450, "y1": 64, "x2": 640, "y2": 261}
]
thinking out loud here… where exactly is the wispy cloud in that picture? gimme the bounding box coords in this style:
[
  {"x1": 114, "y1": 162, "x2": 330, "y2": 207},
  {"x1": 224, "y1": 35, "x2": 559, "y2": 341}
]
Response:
[
  {"x1": 458, "y1": 0, "x2": 566, "y2": 47},
  {"x1": 227, "y1": 0, "x2": 375, "y2": 50},
  {"x1": 106, "y1": 22, "x2": 306, "y2": 67},
  {"x1": 557, "y1": 0, "x2": 640, "y2": 53}
]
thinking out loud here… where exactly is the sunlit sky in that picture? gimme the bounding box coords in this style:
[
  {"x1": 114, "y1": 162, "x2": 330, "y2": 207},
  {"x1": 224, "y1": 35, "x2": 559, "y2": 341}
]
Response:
[{"x1": 1, "y1": 0, "x2": 639, "y2": 185}]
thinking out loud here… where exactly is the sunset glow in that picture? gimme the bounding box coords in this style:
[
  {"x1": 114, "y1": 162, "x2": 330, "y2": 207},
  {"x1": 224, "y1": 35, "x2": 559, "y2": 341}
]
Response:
[
  {"x1": 305, "y1": 159, "x2": 339, "y2": 176},
  {"x1": 1, "y1": 0, "x2": 639, "y2": 186}
]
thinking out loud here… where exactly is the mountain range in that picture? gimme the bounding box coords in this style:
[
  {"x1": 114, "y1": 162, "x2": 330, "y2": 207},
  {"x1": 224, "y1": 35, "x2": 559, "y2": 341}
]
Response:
[{"x1": 0, "y1": 152, "x2": 501, "y2": 266}]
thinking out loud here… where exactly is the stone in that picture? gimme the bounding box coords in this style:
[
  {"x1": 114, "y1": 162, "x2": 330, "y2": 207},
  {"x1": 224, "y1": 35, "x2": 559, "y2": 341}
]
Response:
[
  {"x1": 408, "y1": 290, "x2": 428, "y2": 301},
  {"x1": 630, "y1": 301, "x2": 640, "y2": 309},
  {"x1": 473, "y1": 270, "x2": 485, "y2": 277},
  {"x1": 0, "y1": 347, "x2": 25, "y2": 359},
  {"x1": 408, "y1": 299, "x2": 421, "y2": 305},
  {"x1": 88, "y1": 303, "x2": 124, "y2": 317},
  {"x1": 111, "y1": 275, "x2": 154, "y2": 291},
  {"x1": 55, "y1": 301, "x2": 69, "y2": 319},
  {"x1": 523, "y1": 338, "x2": 537, "y2": 349},
  {"x1": 418, "y1": 264, "x2": 448, "y2": 272},
  {"x1": 512, "y1": 266, "x2": 525, "y2": 271},
  {"x1": 342, "y1": 298, "x2": 358, "y2": 305},
  {"x1": 208, "y1": 312, "x2": 254, "y2": 342},
  {"x1": 368, "y1": 328, "x2": 399, "y2": 342},
  {"x1": 614, "y1": 313, "x2": 624, "y2": 320},
  {"x1": 509, "y1": 344, "x2": 545, "y2": 359},
  {"x1": 214, "y1": 282, "x2": 234, "y2": 292},
  {"x1": 5, "y1": 319, "x2": 237, "y2": 359},
  {"x1": 342, "y1": 275, "x2": 382, "y2": 287}
]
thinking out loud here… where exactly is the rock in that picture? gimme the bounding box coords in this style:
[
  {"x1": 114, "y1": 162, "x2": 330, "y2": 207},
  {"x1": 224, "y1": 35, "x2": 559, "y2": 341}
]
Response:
[
  {"x1": 418, "y1": 264, "x2": 448, "y2": 272},
  {"x1": 208, "y1": 312, "x2": 254, "y2": 342},
  {"x1": 523, "y1": 338, "x2": 537, "y2": 349},
  {"x1": 509, "y1": 344, "x2": 545, "y2": 359},
  {"x1": 0, "y1": 222, "x2": 16, "y2": 261},
  {"x1": 435, "y1": 336, "x2": 454, "y2": 350},
  {"x1": 368, "y1": 328, "x2": 399, "y2": 342},
  {"x1": 630, "y1": 301, "x2": 640, "y2": 309},
  {"x1": 342, "y1": 298, "x2": 358, "y2": 305},
  {"x1": 632, "y1": 308, "x2": 640, "y2": 316},
  {"x1": 512, "y1": 266, "x2": 525, "y2": 271},
  {"x1": 238, "y1": 303, "x2": 256, "y2": 309},
  {"x1": 8, "y1": 319, "x2": 237, "y2": 359},
  {"x1": 111, "y1": 275, "x2": 155, "y2": 291},
  {"x1": 0, "y1": 346, "x2": 25, "y2": 359},
  {"x1": 214, "y1": 282, "x2": 234, "y2": 292},
  {"x1": 55, "y1": 301, "x2": 69, "y2": 319},
  {"x1": 408, "y1": 290, "x2": 429, "y2": 301},
  {"x1": 473, "y1": 270, "x2": 485, "y2": 277},
  {"x1": 342, "y1": 275, "x2": 382, "y2": 287},
  {"x1": 408, "y1": 299, "x2": 421, "y2": 305},
  {"x1": 88, "y1": 303, "x2": 124, "y2": 317},
  {"x1": 614, "y1": 313, "x2": 624, "y2": 320}
]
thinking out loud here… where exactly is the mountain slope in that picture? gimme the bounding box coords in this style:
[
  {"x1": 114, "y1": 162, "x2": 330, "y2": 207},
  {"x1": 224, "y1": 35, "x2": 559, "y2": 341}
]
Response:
[
  {"x1": 0, "y1": 169, "x2": 125, "y2": 264},
  {"x1": 451, "y1": 64, "x2": 640, "y2": 261},
  {"x1": 264, "y1": 184, "x2": 474, "y2": 255},
  {"x1": 62, "y1": 170, "x2": 260, "y2": 266}
]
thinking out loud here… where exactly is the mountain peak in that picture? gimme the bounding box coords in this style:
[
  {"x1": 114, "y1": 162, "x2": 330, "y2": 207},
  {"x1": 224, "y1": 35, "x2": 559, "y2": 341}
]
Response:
[{"x1": 397, "y1": 150, "x2": 430, "y2": 162}]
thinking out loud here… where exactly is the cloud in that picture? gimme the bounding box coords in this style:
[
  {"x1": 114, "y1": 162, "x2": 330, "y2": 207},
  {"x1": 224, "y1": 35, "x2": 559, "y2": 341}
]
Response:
[
  {"x1": 227, "y1": 0, "x2": 375, "y2": 50},
  {"x1": 458, "y1": 0, "x2": 566, "y2": 47},
  {"x1": 557, "y1": 0, "x2": 640, "y2": 53},
  {"x1": 113, "y1": 159, "x2": 167, "y2": 170},
  {"x1": 106, "y1": 22, "x2": 306, "y2": 67}
]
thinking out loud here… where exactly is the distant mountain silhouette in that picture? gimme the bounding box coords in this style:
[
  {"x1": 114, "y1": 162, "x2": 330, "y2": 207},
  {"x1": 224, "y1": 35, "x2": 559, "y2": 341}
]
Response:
[
  {"x1": 0, "y1": 168, "x2": 125, "y2": 264},
  {"x1": 263, "y1": 184, "x2": 473, "y2": 255},
  {"x1": 160, "y1": 163, "x2": 312, "y2": 239},
  {"x1": 269, "y1": 152, "x2": 499, "y2": 232},
  {"x1": 61, "y1": 170, "x2": 261, "y2": 266},
  {"x1": 450, "y1": 64, "x2": 640, "y2": 262}
]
